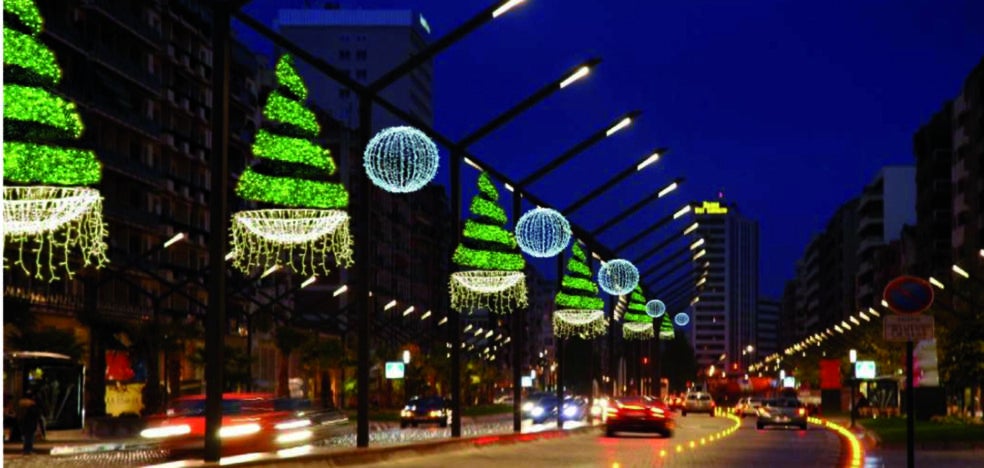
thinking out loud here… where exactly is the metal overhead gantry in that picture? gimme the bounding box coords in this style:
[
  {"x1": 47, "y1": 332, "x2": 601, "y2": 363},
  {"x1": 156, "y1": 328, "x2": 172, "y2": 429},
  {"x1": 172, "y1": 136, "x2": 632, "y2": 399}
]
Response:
[
  {"x1": 589, "y1": 178, "x2": 685, "y2": 237},
  {"x1": 561, "y1": 147, "x2": 667, "y2": 215}
]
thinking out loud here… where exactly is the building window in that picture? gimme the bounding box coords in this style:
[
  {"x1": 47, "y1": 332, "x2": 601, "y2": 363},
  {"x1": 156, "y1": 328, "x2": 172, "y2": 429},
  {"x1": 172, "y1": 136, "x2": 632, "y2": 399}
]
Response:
[
  {"x1": 339, "y1": 50, "x2": 351, "y2": 61},
  {"x1": 356, "y1": 69, "x2": 367, "y2": 81},
  {"x1": 339, "y1": 34, "x2": 350, "y2": 42},
  {"x1": 356, "y1": 50, "x2": 367, "y2": 60}
]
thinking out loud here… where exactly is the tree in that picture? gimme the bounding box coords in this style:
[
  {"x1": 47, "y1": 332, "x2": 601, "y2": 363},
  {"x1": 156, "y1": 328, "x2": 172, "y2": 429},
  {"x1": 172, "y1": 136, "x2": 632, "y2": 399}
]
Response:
[
  {"x1": 273, "y1": 326, "x2": 308, "y2": 398},
  {"x1": 658, "y1": 312, "x2": 675, "y2": 340}
]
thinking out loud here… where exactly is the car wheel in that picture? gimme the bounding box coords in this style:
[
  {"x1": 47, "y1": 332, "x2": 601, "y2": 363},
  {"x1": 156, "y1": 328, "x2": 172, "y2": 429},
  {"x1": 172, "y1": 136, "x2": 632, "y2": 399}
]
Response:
[
  {"x1": 411, "y1": 422, "x2": 418, "y2": 428},
  {"x1": 662, "y1": 429, "x2": 674, "y2": 438},
  {"x1": 709, "y1": 411, "x2": 715, "y2": 417},
  {"x1": 605, "y1": 429, "x2": 616, "y2": 437},
  {"x1": 756, "y1": 423, "x2": 764, "y2": 430},
  {"x1": 681, "y1": 411, "x2": 687, "y2": 417},
  {"x1": 440, "y1": 419, "x2": 448, "y2": 428},
  {"x1": 799, "y1": 423, "x2": 807, "y2": 430},
  {"x1": 400, "y1": 421, "x2": 409, "y2": 429}
]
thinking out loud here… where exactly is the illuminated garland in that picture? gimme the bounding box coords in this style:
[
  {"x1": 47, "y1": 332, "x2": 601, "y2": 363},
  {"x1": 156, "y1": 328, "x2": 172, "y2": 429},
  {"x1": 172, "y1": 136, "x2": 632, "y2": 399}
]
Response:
[
  {"x1": 646, "y1": 299, "x2": 666, "y2": 318},
  {"x1": 553, "y1": 310, "x2": 608, "y2": 339},
  {"x1": 623, "y1": 322, "x2": 654, "y2": 340},
  {"x1": 450, "y1": 271, "x2": 528, "y2": 314},
  {"x1": 364, "y1": 126, "x2": 439, "y2": 193},
  {"x1": 3, "y1": 187, "x2": 108, "y2": 280},
  {"x1": 232, "y1": 54, "x2": 351, "y2": 274},
  {"x1": 230, "y1": 209, "x2": 352, "y2": 276},
  {"x1": 515, "y1": 207, "x2": 571, "y2": 258},
  {"x1": 2, "y1": 0, "x2": 107, "y2": 281},
  {"x1": 555, "y1": 243, "x2": 604, "y2": 311},
  {"x1": 4, "y1": 27, "x2": 60, "y2": 85},
  {"x1": 628, "y1": 285, "x2": 647, "y2": 313},
  {"x1": 553, "y1": 243, "x2": 605, "y2": 338},
  {"x1": 659, "y1": 313, "x2": 675, "y2": 340},
  {"x1": 451, "y1": 172, "x2": 526, "y2": 313},
  {"x1": 598, "y1": 259, "x2": 639, "y2": 295}
]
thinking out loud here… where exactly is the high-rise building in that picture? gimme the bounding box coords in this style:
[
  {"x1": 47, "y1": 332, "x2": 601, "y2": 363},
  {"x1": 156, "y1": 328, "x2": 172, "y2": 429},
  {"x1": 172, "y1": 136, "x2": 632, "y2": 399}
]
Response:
[
  {"x1": 912, "y1": 104, "x2": 954, "y2": 279},
  {"x1": 951, "y1": 58, "x2": 984, "y2": 262},
  {"x1": 856, "y1": 166, "x2": 915, "y2": 309},
  {"x1": 755, "y1": 297, "x2": 780, "y2": 359},
  {"x1": 275, "y1": 5, "x2": 434, "y2": 132},
  {"x1": 690, "y1": 200, "x2": 759, "y2": 372}
]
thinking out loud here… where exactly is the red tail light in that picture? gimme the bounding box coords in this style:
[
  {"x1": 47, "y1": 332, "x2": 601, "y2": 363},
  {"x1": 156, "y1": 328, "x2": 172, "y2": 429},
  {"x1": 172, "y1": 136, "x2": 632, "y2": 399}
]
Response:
[{"x1": 797, "y1": 408, "x2": 806, "y2": 416}]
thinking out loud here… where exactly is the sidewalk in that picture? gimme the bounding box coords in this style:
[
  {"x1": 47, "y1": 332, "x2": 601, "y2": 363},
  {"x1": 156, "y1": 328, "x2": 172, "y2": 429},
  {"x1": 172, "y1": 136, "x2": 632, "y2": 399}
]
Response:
[{"x1": 825, "y1": 416, "x2": 984, "y2": 468}]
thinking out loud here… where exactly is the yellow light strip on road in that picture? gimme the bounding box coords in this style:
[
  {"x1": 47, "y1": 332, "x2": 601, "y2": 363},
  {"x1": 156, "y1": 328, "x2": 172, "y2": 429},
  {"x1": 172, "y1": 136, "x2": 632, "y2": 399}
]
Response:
[
  {"x1": 809, "y1": 417, "x2": 862, "y2": 467},
  {"x1": 628, "y1": 409, "x2": 740, "y2": 466}
]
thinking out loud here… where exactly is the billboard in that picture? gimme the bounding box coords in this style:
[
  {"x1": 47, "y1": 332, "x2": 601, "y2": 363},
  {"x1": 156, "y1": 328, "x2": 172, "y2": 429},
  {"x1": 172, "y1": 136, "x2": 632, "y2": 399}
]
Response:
[
  {"x1": 854, "y1": 361, "x2": 876, "y2": 380},
  {"x1": 819, "y1": 359, "x2": 842, "y2": 389},
  {"x1": 385, "y1": 361, "x2": 405, "y2": 379}
]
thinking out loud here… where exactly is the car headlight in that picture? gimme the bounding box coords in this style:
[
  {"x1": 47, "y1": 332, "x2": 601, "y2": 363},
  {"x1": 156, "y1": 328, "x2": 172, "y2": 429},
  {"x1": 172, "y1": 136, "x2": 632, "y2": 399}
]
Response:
[
  {"x1": 531, "y1": 406, "x2": 545, "y2": 417},
  {"x1": 275, "y1": 419, "x2": 312, "y2": 430},
  {"x1": 563, "y1": 406, "x2": 577, "y2": 417},
  {"x1": 275, "y1": 430, "x2": 313, "y2": 444},
  {"x1": 757, "y1": 409, "x2": 771, "y2": 418},
  {"x1": 219, "y1": 423, "x2": 262, "y2": 438},
  {"x1": 522, "y1": 402, "x2": 534, "y2": 412},
  {"x1": 401, "y1": 410, "x2": 413, "y2": 417},
  {"x1": 428, "y1": 410, "x2": 443, "y2": 417},
  {"x1": 140, "y1": 424, "x2": 191, "y2": 439}
]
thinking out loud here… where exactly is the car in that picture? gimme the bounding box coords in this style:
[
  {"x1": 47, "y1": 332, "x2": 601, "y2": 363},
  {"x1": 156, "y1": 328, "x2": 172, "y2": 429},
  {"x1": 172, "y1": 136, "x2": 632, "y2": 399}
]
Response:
[
  {"x1": 560, "y1": 396, "x2": 589, "y2": 422},
  {"x1": 522, "y1": 391, "x2": 556, "y2": 419},
  {"x1": 604, "y1": 396, "x2": 674, "y2": 438},
  {"x1": 139, "y1": 392, "x2": 313, "y2": 454},
  {"x1": 681, "y1": 392, "x2": 716, "y2": 416},
  {"x1": 756, "y1": 398, "x2": 808, "y2": 430},
  {"x1": 735, "y1": 397, "x2": 765, "y2": 417},
  {"x1": 667, "y1": 394, "x2": 685, "y2": 412},
  {"x1": 400, "y1": 396, "x2": 452, "y2": 428},
  {"x1": 529, "y1": 395, "x2": 560, "y2": 424}
]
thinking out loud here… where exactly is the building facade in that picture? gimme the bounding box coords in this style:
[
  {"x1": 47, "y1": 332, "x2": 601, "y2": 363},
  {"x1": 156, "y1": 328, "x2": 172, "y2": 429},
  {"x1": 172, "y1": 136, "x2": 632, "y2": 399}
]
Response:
[
  {"x1": 275, "y1": 6, "x2": 434, "y2": 133},
  {"x1": 951, "y1": 59, "x2": 984, "y2": 264},
  {"x1": 754, "y1": 297, "x2": 780, "y2": 360},
  {"x1": 855, "y1": 166, "x2": 916, "y2": 309},
  {"x1": 690, "y1": 200, "x2": 760, "y2": 372}
]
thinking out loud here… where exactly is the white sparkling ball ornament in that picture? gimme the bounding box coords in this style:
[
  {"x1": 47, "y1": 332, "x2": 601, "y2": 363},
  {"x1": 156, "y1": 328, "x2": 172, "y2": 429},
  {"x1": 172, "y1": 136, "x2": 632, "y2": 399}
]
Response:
[
  {"x1": 597, "y1": 259, "x2": 639, "y2": 295},
  {"x1": 364, "y1": 126, "x2": 440, "y2": 193},
  {"x1": 515, "y1": 208, "x2": 571, "y2": 258}
]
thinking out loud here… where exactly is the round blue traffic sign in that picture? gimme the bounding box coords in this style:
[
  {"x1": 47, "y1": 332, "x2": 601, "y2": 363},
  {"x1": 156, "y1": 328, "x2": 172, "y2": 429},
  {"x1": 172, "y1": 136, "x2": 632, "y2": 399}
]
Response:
[{"x1": 882, "y1": 276, "x2": 934, "y2": 315}]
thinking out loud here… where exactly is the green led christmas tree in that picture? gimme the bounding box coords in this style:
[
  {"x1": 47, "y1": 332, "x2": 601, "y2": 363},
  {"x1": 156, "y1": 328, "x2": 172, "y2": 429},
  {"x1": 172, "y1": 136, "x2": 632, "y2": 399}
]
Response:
[
  {"x1": 230, "y1": 54, "x2": 352, "y2": 276},
  {"x1": 623, "y1": 285, "x2": 654, "y2": 340},
  {"x1": 2, "y1": 0, "x2": 108, "y2": 281},
  {"x1": 553, "y1": 243, "x2": 607, "y2": 339},
  {"x1": 449, "y1": 172, "x2": 527, "y2": 314},
  {"x1": 658, "y1": 311, "x2": 675, "y2": 340}
]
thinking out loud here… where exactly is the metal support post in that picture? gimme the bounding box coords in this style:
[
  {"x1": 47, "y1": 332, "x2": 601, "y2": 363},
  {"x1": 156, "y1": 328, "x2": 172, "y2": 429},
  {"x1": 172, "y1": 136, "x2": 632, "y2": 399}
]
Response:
[
  {"x1": 450, "y1": 152, "x2": 462, "y2": 438},
  {"x1": 512, "y1": 191, "x2": 524, "y2": 433},
  {"x1": 355, "y1": 94, "x2": 373, "y2": 448}
]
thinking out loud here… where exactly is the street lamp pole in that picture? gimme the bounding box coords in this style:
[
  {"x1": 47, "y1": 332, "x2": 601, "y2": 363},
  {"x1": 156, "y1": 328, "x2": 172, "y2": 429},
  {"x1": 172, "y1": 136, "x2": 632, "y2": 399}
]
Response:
[{"x1": 849, "y1": 348, "x2": 857, "y2": 428}]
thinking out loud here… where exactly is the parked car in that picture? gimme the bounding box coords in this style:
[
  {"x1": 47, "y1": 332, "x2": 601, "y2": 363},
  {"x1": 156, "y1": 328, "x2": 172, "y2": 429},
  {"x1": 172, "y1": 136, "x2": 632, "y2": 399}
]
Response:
[
  {"x1": 604, "y1": 396, "x2": 674, "y2": 438},
  {"x1": 756, "y1": 398, "x2": 808, "y2": 430},
  {"x1": 681, "y1": 392, "x2": 716, "y2": 416},
  {"x1": 400, "y1": 396, "x2": 451, "y2": 428},
  {"x1": 140, "y1": 393, "x2": 313, "y2": 454},
  {"x1": 735, "y1": 397, "x2": 765, "y2": 417}
]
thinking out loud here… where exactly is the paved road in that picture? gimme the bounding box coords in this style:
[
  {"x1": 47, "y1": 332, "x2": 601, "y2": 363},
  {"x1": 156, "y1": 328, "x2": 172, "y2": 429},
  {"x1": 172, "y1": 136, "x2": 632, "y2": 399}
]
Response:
[{"x1": 355, "y1": 415, "x2": 841, "y2": 467}]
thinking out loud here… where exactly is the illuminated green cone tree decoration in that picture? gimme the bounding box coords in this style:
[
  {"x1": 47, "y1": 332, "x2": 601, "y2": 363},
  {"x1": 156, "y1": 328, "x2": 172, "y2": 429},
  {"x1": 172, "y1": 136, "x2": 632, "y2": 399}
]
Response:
[
  {"x1": 231, "y1": 54, "x2": 352, "y2": 276},
  {"x1": 553, "y1": 243, "x2": 607, "y2": 339},
  {"x1": 2, "y1": 0, "x2": 108, "y2": 281},
  {"x1": 623, "y1": 285, "x2": 654, "y2": 340},
  {"x1": 450, "y1": 172, "x2": 527, "y2": 314},
  {"x1": 658, "y1": 312, "x2": 675, "y2": 340}
]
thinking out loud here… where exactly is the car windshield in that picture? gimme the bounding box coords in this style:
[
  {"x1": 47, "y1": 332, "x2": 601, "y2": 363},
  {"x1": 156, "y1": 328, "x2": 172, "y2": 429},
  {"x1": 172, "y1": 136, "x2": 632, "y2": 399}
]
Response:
[
  {"x1": 409, "y1": 397, "x2": 445, "y2": 409},
  {"x1": 616, "y1": 396, "x2": 656, "y2": 406},
  {"x1": 763, "y1": 399, "x2": 801, "y2": 408}
]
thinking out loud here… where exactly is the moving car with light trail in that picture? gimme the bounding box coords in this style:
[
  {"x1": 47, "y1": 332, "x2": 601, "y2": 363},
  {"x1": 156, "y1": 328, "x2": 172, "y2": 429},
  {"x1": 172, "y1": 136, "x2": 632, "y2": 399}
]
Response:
[
  {"x1": 139, "y1": 393, "x2": 314, "y2": 454},
  {"x1": 604, "y1": 395, "x2": 674, "y2": 438},
  {"x1": 400, "y1": 396, "x2": 452, "y2": 428}
]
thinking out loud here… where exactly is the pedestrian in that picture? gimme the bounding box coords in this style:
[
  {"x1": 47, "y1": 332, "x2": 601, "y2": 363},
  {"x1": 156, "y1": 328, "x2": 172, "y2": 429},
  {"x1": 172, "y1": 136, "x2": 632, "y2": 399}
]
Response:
[{"x1": 16, "y1": 390, "x2": 42, "y2": 455}]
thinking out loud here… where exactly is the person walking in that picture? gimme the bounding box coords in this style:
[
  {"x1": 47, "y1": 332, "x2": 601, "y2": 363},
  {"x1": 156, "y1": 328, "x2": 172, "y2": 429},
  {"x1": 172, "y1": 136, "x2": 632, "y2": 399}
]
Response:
[{"x1": 16, "y1": 390, "x2": 42, "y2": 455}]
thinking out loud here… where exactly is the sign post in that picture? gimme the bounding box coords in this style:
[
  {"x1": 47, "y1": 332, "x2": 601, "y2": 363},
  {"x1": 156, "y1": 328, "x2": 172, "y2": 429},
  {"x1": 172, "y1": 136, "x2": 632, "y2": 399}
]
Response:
[{"x1": 882, "y1": 276, "x2": 935, "y2": 468}]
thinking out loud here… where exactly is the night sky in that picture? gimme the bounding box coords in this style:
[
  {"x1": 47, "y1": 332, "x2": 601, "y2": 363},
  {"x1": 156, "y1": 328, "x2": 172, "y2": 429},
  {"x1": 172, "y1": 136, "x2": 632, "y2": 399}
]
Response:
[{"x1": 238, "y1": 0, "x2": 984, "y2": 298}]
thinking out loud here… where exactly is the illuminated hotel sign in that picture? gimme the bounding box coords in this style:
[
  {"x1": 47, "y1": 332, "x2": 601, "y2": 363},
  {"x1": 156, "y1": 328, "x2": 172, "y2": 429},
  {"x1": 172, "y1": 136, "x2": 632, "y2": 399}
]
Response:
[{"x1": 695, "y1": 201, "x2": 728, "y2": 215}]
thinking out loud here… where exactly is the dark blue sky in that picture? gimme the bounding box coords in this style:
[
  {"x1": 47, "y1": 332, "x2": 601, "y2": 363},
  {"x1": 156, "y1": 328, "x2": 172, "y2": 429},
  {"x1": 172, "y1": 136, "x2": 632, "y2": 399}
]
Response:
[{"x1": 239, "y1": 0, "x2": 984, "y2": 298}]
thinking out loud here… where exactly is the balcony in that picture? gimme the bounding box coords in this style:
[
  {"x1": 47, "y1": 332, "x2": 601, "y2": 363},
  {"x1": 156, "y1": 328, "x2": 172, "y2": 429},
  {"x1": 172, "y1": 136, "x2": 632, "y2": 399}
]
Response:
[
  {"x1": 91, "y1": 45, "x2": 161, "y2": 94},
  {"x1": 104, "y1": 203, "x2": 160, "y2": 233},
  {"x1": 98, "y1": 149, "x2": 162, "y2": 187},
  {"x1": 84, "y1": 93, "x2": 161, "y2": 137},
  {"x1": 85, "y1": 0, "x2": 162, "y2": 46}
]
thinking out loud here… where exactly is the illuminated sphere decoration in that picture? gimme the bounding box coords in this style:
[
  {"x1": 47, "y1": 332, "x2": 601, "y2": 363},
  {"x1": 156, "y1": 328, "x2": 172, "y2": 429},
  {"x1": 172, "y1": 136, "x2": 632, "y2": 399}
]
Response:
[
  {"x1": 646, "y1": 299, "x2": 666, "y2": 318},
  {"x1": 363, "y1": 126, "x2": 439, "y2": 193},
  {"x1": 674, "y1": 312, "x2": 691, "y2": 327},
  {"x1": 597, "y1": 259, "x2": 639, "y2": 295},
  {"x1": 515, "y1": 207, "x2": 571, "y2": 258}
]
